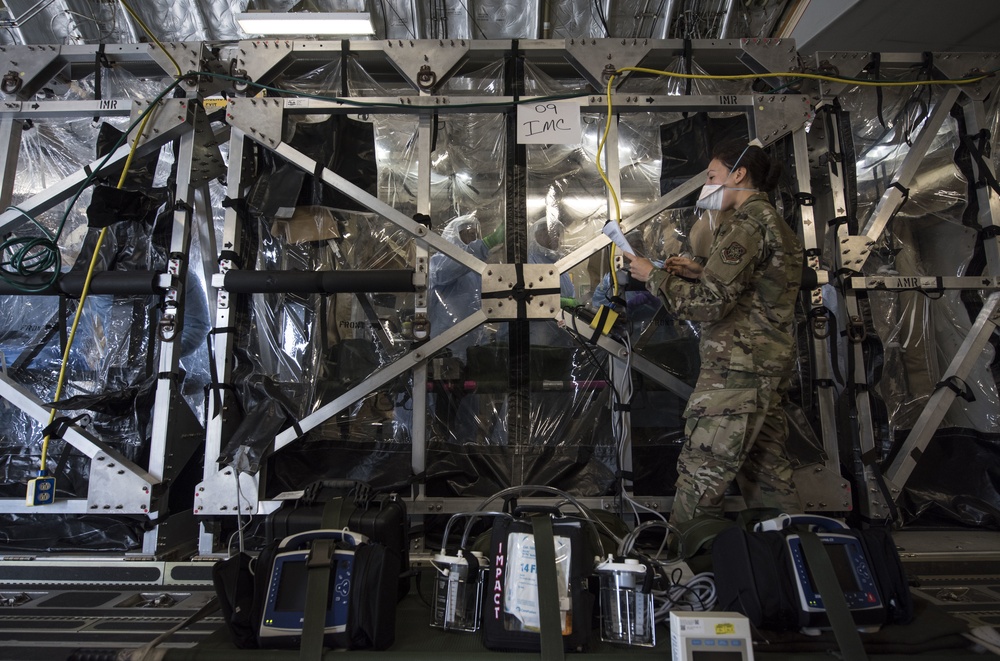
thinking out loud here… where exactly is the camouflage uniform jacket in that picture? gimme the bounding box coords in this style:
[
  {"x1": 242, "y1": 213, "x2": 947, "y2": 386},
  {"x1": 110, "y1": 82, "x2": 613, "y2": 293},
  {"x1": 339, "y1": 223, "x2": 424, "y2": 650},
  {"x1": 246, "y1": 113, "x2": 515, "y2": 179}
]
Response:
[{"x1": 645, "y1": 193, "x2": 803, "y2": 376}]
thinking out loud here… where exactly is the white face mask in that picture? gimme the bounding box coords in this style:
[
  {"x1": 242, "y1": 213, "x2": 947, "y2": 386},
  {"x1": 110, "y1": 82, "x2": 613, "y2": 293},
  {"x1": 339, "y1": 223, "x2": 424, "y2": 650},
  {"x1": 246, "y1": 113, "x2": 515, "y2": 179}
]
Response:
[
  {"x1": 696, "y1": 184, "x2": 725, "y2": 210},
  {"x1": 696, "y1": 145, "x2": 758, "y2": 210}
]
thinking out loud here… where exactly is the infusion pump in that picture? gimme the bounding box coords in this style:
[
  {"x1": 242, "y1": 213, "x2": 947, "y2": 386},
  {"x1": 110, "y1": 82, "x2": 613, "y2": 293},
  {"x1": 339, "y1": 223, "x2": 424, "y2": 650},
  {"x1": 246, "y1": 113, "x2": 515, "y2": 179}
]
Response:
[{"x1": 670, "y1": 611, "x2": 754, "y2": 661}]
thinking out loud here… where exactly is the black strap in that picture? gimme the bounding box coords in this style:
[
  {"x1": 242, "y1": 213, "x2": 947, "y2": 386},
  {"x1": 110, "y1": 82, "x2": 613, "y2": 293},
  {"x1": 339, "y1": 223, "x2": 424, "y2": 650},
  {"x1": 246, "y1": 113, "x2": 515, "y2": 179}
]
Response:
[
  {"x1": 794, "y1": 192, "x2": 816, "y2": 207},
  {"x1": 869, "y1": 53, "x2": 886, "y2": 129},
  {"x1": 962, "y1": 130, "x2": 1000, "y2": 197},
  {"x1": 531, "y1": 515, "x2": 565, "y2": 661},
  {"x1": 798, "y1": 531, "x2": 869, "y2": 661},
  {"x1": 41, "y1": 413, "x2": 90, "y2": 440},
  {"x1": 889, "y1": 182, "x2": 909, "y2": 203},
  {"x1": 341, "y1": 39, "x2": 350, "y2": 98},
  {"x1": 218, "y1": 249, "x2": 242, "y2": 267},
  {"x1": 935, "y1": 375, "x2": 976, "y2": 402},
  {"x1": 682, "y1": 38, "x2": 693, "y2": 117},
  {"x1": 301, "y1": 539, "x2": 337, "y2": 661},
  {"x1": 320, "y1": 497, "x2": 345, "y2": 529},
  {"x1": 93, "y1": 44, "x2": 104, "y2": 123},
  {"x1": 590, "y1": 306, "x2": 614, "y2": 343},
  {"x1": 481, "y1": 263, "x2": 559, "y2": 319},
  {"x1": 205, "y1": 326, "x2": 237, "y2": 417}
]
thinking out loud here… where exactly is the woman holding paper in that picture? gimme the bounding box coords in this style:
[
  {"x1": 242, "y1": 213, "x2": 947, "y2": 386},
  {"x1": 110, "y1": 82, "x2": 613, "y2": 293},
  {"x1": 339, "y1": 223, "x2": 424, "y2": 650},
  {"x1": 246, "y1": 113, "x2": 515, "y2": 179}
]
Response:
[{"x1": 624, "y1": 141, "x2": 803, "y2": 524}]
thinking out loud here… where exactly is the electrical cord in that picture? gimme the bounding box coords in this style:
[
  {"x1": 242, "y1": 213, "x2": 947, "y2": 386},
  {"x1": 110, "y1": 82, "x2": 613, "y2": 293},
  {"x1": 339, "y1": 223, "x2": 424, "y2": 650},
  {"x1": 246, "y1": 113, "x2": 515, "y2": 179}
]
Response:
[
  {"x1": 38, "y1": 101, "x2": 160, "y2": 474},
  {"x1": 32, "y1": 7, "x2": 186, "y2": 485},
  {"x1": 652, "y1": 571, "x2": 716, "y2": 619},
  {"x1": 118, "y1": 0, "x2": 181, "y2": 77}
]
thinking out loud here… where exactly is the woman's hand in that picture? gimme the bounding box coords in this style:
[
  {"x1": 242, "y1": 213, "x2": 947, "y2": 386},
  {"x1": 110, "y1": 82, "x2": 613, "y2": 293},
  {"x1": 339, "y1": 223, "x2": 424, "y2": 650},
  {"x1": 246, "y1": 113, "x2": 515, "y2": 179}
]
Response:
[
  {"x1": 663, "y1": 255, "x2": 704, "y2": 280},
  {"x1": 623, "y1": 253, "x2": 656, "y2": 282}
]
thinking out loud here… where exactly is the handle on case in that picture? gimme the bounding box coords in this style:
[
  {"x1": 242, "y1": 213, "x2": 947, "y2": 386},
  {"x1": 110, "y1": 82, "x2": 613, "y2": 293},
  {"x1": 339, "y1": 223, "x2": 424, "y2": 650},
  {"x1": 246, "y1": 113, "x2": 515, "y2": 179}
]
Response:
[
  {"x1": 755, "y1": 514, "x2": 847, "y2": 533},
  {"x1": 278, "y1": 528, "x2": 366, "y2": 550},
  {"x1": 301, "y1": 479, "x2": 371, "y2": 507}
]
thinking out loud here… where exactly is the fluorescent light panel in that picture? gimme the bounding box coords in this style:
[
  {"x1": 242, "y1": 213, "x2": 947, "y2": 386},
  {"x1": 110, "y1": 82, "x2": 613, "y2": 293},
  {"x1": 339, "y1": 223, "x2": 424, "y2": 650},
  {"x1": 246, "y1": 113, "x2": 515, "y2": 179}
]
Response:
[{"x1": 236, "y1": 12, "x2": 374, "y2": 36}]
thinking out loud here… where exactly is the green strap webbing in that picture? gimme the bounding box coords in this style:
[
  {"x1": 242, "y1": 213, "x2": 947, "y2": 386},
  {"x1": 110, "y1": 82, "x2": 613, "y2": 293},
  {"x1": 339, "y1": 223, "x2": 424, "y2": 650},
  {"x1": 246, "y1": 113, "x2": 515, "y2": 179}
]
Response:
[
  {"x1": 320, "y1": 497, "x2": 344, "y2": 529},
  {"x1": 531, "y1": 515, "x2": 565, "y2": 661},
  {"x1": 300, "y1": 539, "x2": 335, "y2": 661},
  {"x1": 798, "y1": 531, "x2": 869, "y2": 661}
]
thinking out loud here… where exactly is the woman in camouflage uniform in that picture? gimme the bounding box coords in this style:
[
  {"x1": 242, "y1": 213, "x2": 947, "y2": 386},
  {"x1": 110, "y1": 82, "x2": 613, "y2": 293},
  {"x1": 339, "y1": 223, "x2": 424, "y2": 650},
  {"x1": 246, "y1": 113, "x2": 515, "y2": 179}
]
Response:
[{"x1": 625, "y1": 142, "x2": 803, "y2": 524}]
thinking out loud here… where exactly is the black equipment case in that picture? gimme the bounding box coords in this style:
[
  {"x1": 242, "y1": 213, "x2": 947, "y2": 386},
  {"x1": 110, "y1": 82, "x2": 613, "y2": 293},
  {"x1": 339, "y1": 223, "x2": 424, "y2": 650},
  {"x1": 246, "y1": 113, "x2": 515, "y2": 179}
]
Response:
[{"x1": 264, "y1": 479, "x2": 410, "y2": 598}]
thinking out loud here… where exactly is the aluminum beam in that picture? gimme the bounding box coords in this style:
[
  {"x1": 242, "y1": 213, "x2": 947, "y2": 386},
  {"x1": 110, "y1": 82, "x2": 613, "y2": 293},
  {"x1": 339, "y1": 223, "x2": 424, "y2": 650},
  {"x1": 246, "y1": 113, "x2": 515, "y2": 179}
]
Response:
[
  {"x1": 0, "y1": 98, "x2": 192, "y2": 235},
  {"x1": 884, "y1": 292, "x2": 1000, "y2": 490}
]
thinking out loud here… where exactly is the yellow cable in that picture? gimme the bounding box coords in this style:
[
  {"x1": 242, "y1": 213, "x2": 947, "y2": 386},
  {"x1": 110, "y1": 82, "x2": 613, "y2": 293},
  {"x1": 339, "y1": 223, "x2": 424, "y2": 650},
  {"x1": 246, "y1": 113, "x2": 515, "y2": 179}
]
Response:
[
  {"x1": 591, "y1": 62, "x2": 993, "y2": 299},
  {"x1": 39, "y1": 107, "x2": 157, "y2": 472},
  {"x1": 119, "y1": 0, "x2": 182, "y2": 77},
  {"x1": 617, "y1": 66, "x2": 992, "y2": 87},
  {"x1": 596, "y1": 73, "x2": 624, "y2": 297},
  {"x1": 38, "y1": 0, "x2": 182, "y2": 478}
]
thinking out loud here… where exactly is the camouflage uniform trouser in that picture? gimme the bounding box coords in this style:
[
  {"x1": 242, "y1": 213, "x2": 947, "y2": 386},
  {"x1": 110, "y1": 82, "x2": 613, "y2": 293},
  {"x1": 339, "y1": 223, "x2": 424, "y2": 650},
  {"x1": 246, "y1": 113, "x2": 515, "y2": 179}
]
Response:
[{"x1": 670, "y1": 369, "x2": 800, "y2": 524}]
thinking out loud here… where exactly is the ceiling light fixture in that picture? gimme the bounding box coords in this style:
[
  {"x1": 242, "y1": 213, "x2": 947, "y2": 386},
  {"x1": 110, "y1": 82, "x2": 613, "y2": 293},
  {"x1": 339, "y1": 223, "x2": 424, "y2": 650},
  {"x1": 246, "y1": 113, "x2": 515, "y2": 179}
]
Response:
[{"x1": 236, "y1": 12, "x2": 375, "y2": 36}]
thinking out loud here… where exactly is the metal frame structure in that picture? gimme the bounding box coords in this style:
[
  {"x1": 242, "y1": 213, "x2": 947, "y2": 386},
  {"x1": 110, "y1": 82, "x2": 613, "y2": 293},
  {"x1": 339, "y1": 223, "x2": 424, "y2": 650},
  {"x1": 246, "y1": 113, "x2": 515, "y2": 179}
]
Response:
[{"x1": 0, "y1": 38, "x2": 993, "y2": 561}]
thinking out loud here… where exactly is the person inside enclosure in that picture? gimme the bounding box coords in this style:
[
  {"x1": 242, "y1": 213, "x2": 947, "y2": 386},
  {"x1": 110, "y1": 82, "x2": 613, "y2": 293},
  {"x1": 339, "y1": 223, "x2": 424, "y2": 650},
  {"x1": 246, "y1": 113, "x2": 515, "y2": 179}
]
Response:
[{"x1": 625, "y1": 141, "x2": 804, "y2": 524}]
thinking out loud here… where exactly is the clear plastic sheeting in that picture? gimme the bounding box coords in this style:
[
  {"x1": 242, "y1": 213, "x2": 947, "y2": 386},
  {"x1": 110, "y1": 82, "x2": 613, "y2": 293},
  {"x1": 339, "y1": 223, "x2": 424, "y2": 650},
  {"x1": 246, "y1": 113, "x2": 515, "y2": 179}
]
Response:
[
  {"x1": 0, "y1": 67, "x2": 212, "y2": 551},
  {"x1": 0, "y1": 0, "x2": 797, "y2": 45},
  {"x1": 220, "y1": 77, "x2": 417, "y2": 484},
  {"x1": 467, "y1": 0, "x2": 539, "y2": 39},
  {"x1": 126, "y1": 0, "x2": 214, "y2": 43},
  {"x1": 836, "y1": 79, "x2": 1000, "y2": 526},
  {"x1": 371, "y1": 0, "x2": 421, "y2": 40},
  {"x1": 546, "y1": 1, "x2": 602, "y2": 39}
]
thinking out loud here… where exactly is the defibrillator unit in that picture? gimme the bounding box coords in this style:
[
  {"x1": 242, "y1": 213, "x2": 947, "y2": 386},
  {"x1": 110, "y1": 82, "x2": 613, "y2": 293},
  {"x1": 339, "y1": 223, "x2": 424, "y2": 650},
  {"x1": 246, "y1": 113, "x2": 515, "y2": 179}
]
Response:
[{"x1": 258, "y1": 529, "x2": 365, "y2": 648}]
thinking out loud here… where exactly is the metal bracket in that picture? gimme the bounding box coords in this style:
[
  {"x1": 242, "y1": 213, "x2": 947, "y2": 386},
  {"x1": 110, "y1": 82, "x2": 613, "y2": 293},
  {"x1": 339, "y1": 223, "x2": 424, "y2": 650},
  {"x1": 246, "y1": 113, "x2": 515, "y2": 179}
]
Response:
[
  {"x1": 87, "y1": 454, "x2": 153, "y2": 515},
  {"x1": 129, "y1": 97, "x2": 198, "y2": 148},
  {"x1": 225, "y1": 39, "x2": 323, "y2": 89},
  {"x1": 793, "y1": 463, "x2": 853, "y2": 512},
  {"x1": 751, "y1": 94, "x2": 813, "y2": 145},
  {"x1": 0, "y1": 45, "x2": 61, "y2": 99},
  {"x1": 481, "y1": 264, "x2": 560, "y2": 320},
  {"x1": 837, "y1": 235, "x2": 874, "y2": 271},
  {"x1": 564, "y1": 37, "x2": 653, "y2": 89},
  {"x1": 929, "y1": 53, "x2": 1000, "y2": 101},
  {"x1": 737, "y1": 37, "x2": 798, "y2": 89},
  {"x1": 188, "y1": 103, "x2": 226, "y2": 186},
  {"x1": 383, "y1": 39, "x2": 471, "y2": 92},
  {"x1": 222, "y1": 96, "x2": 284, "y2": 148},
  {"x1": 194, "y1": 468, "x2": 260, "y2": 516},
  {"x1": 138, "y1": 42, "x2": 227, "y2": 95},
  {"x1": 812, "y1": 51, "x2": 871, "y2": 97}
]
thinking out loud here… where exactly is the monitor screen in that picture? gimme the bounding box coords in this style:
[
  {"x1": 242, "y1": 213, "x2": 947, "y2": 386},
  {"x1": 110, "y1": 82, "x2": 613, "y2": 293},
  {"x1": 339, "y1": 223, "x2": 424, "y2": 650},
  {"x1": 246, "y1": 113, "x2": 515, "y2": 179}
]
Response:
[
  {"x1": 805, "y1": 542, "x2": 861, "y2": 593},
  {"x1": 274, "y1": 560, "x2": 308, "y2": 612},
  {"x1": 691, "y1": 651, "x2": 746, "y2": 660},
  {"x1": 273, "y1": 558, "x2": 339, "y2": 613}
]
